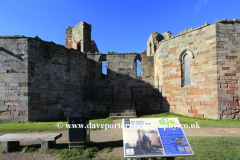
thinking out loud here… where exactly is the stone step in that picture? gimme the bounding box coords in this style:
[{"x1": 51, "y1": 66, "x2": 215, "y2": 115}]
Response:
[
  {"x1": 111, "y1": 109, "x2": 135, "y2": 113},
  {"x1": 110, "y1": 98, "x2": 136, "y2": 118},
  {"x1": 112, "y1": 105, "x2": 132, "y2": 108},
  {"x1": 113, "y1": 99, "x2": 132, "y2": 102},
  {"x1": 113, "y1": 101, "x2": 132, "y2": 104},
  {"x1": 113, "y1": 98, "x2": 132, "y2": 100},
  {"x1": 112, "y1": 106, "x2": 133, "y2": 110},
  {"x1": 110, "y1": 115, "x2": 137, "y2": 118},
  {"x1": 109, "y1": 112, "x2": 136, "y2": 117},
  {"x1": 112, "y1": 103, "x2": 132, "y2": 106}
]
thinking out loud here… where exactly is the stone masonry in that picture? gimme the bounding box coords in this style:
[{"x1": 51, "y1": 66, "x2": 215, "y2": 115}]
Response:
[
  {"x1": 152, "y1": 19, "x2": 240, "y2": 119},
  {"x1": 0, "y1": 19, "x2": 239, "y2": 121}
]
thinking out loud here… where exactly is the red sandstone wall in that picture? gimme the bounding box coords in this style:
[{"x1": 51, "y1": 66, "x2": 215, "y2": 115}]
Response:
[
  {"x1": 217, "y1": 22, "x2": 240, "y2": 119},
  {"x1": 155, "y1": 23, "x2": 219, "y2": 119}
]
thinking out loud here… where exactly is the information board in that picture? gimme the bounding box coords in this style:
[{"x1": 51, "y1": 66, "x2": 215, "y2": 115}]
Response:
[{"x1": 122, "y1": 118, "x2": 194, "y2": 158}]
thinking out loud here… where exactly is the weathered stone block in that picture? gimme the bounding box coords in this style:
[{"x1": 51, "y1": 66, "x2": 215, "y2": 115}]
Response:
[{"x1": 0, "y1": 106, "x2": 8, "y2": 111}]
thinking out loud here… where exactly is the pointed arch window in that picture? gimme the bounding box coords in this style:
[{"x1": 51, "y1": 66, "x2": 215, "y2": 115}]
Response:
[
  {"x1": 179, "y1": 49, "x2": 194, "y2": 87},
  {"x1": 134, "y1": 54, "x2": 142, "y2": 77},
  {"x1": 183, "y1": 54, "x2": 190, "y2": 86}
]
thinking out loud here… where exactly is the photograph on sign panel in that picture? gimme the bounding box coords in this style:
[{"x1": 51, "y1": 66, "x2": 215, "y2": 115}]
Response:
[
  {"x1": 174, "y1": 138, "x2": 188, "y2": 145},
  {"x1": 124, "y1": 128, "x2": 165, "y2": 156}
]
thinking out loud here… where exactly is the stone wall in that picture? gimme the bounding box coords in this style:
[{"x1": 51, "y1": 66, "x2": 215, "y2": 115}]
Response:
[
  {"x1": 216, "y1": 20, "x2": 240, "y2": 119},
  {"x1": 153, "y1": 19, "x2": 240, "y2": 119},
  {"x1": 65, "y1": 22, "x2": 94, "y2": 53},
  {"x1": 2, "y1": 19, "x2": 239, "y2": 121},
  {"x1": 27, "y1": 38, "x2": 89, "y2": 121},
  {"x1": 0, "y1": 36, "x2": 90, "y2": 121},
  {"x1": 64, "y1": 27, "x2": 74, "y2": 49},
  {"x1": 87, "y1": 52, "x2": 156, "y2": 99},
  {"x1": 0, "y1": 36, "x2": 29, "y2": 121},
  {"x1": 155, "y1": 22, "x2": 219, "y2": 119}
]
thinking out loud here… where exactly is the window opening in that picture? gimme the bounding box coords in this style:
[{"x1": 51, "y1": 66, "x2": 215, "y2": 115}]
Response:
[
  {"x1": 150, "y1": 43, "x2": 152, "y2": 56},
  {"x1": 102, "y1": 61, "x2": 107, "y2": 75},
  {"x1": 136, "y1": 59, "x2": 141, "y2": 77},
  {"x1": 183, "y1": 54, "x2": 190, "y2": 86},
  {"x1": 77, "y1": 42, "x2": 81, "y2": 51}
]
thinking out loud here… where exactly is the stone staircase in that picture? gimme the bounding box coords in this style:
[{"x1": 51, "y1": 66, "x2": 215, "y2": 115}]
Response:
[{"x1": 109, "y1": 98, "x2": 136, "y2": 118}]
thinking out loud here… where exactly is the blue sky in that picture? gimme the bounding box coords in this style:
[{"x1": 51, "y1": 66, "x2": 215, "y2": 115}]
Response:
[{"x1": 0, "y1": 0, "x2": 239, "y2": 53}]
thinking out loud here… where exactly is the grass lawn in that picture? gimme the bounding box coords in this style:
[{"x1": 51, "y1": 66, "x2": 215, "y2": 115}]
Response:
[
  {"x1": 0, "y1": 113, "x2": 239, "y2": 159},
  {"x1": 0, "y1": 112, "x2": 239, "y2": 132},
  {"x1": 37, "y1": 136, "x2": 240, "y2": 160},
  {"x1": 1, "y1": 136, "x2": 239, "y2": 160},
  {"x1": 138, "y1": 112, "x2": 240, "y2": 128},
  {"x1": 0, "y1": 116, "x2": 113, "y2": 132},
  {"x1": 174, "y1": 136, "x2": 240, "y2": 160}
]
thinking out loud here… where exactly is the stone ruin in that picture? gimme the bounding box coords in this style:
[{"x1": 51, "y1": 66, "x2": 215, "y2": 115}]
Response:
[{"x1": 0, "y1": 18, "x2": 240, "y2": 121}]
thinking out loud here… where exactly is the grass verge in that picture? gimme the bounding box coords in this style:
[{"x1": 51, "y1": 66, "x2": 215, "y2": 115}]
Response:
[
  {"x1": 0, "y1": 112, "x2": 239, "y2": 133},
  {"x1": 1, "y1": 137, "x2": 239, "y2": 160},
  {"x1": 0, "y1": 117, "x2": 114, "y2": 132},
  {"x1": 174, "y1": 136, "x2": 240, "y2": 160},
  {"x1": 138, "y1": 112, "x2": 240, "y2": 128}
]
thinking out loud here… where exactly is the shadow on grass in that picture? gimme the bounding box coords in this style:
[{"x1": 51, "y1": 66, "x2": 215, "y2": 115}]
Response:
[
  {"x1": 35, "y1": 113, "x2": 110, "y2": 122},
  {"x1": 136, "y1": 111, "x2": 171, "y2": 117},
  {"x1": 88, "y1": 140, "x2": 123, "y2": 150},
  {"x1": 16, "y1": 140, "x2": 123, "y2": 151},
  {"x1": 53, "y1": 140, "x2": 123, "y2": 150}
]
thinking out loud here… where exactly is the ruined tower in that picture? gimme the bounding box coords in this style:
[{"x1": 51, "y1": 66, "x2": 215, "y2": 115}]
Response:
[{"x1": 65, "y1": 21, "x2": 96, "y2": 53}]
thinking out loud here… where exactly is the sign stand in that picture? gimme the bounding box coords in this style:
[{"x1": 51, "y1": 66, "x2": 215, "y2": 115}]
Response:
[
  {"x1": 123, "y1": 118, "x2": 193, "y2": 160},
  {"x1": 137, "y1": 157, "x2": 174, "y2": 160}
]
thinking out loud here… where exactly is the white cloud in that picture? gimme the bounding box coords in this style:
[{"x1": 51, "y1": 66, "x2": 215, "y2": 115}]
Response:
[
  {"x1": 194, "y1": 0, "x2": 209, "y2": 12},
  {"x1": 194, "y1": 2, "x2": 202, "y2": 12}
]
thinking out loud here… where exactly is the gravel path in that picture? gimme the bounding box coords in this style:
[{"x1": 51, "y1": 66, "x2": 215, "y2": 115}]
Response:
[{"x1": 0, "y1": 119, "x2": 240, "y2": 160}]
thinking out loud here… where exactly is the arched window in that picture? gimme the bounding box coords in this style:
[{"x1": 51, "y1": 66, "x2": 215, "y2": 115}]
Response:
[
  {"x1": 183, "y1": 54, "x2": 190, "y2": 86},
  {"x1": 179, "y1": 49, "x2": 194, "y2": 87},
  {"x1": 136, "y1": 59, "x2": 141, "y2": 77},
  {"x1": 134, "y1": 54, "x2": 142, "y2": 77}
]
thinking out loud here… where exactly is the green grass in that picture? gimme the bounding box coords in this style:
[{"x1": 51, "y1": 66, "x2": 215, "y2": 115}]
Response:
[
  {"x1": 1, "y1": 137, "x2": 238, "y2": 160},
  {"x1": 0, "y1": 112, "x2": 239, "y2": 133},
  {"x1": 175, "y1": 136, "x2": 240, "y2": 160},
  {"x1": 138, "y1": 112, "x2": 240, "y2": 128},
  {"x1": 89, "y1": 117, "x2": 113, "y2": 131},
  {"x1": 44, "y1": 145, "x2": 125, "y2": 160},
  {"x1": 22, "y1": 146, "x2": 39, "y2": 153},
  {"x1": 0, "y1": 117, "x2": 114, "y2": 132}
]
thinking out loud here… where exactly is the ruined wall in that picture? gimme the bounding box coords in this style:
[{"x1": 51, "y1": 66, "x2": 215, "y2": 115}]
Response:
[
  {"x1": 28, "y1": 38, "x2": 88, "y2": 121},
  {"x1": 86, "y1": 51, "x2": 162, "y2": 112},
  {"x1": 88, "y1": 52, "x2": 156, "y2": 99},
  {"x1": 64, "y1": 27, "x2": 74, "y2": 49},
  {"x1": 0, "y1": 36, "x2": 29, "y2": 122},
  {"x1": 65, "y1": 21, "x2": 93, "y2": 53},
  {"x1": 216, "y1": 20, "x2": 240, "y2": 119},
  {"x1": 155, "y1": 22, "x2": 219, "y2": 119}
]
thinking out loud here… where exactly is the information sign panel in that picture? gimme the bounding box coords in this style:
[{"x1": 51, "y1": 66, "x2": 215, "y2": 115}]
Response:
[{"x1": 122, "y1": 118, "x2": 194, "y2": 158}]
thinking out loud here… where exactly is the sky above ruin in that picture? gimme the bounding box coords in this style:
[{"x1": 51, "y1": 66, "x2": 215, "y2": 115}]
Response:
[{"x1": 0, "y1": 0, "x2": 239, "y2": 53}]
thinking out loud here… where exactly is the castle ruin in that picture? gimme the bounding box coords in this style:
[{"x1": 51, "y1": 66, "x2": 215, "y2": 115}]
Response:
[{"x1": 0, "y1": 19, "x2": 240, "y2": 121}]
